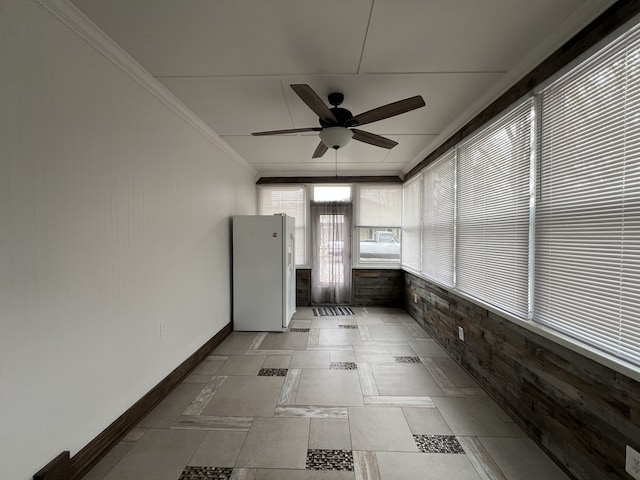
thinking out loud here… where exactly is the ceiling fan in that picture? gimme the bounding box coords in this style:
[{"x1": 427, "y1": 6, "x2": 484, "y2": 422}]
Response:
[{"x1": 252, "y1": 84, "x2": 426, "y2": 158}]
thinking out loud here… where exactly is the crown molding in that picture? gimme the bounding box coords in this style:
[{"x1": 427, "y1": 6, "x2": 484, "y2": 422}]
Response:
[{"x1": 34, "y1": 0, "x2": 256, "y2": 176}]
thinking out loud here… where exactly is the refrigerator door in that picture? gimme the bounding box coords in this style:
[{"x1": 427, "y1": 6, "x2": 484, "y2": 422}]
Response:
[{"x1": 233, "y1": 215, "x2": 284, "y2": 331}]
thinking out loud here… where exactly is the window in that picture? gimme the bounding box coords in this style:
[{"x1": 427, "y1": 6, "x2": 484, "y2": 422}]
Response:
[
  {"x1": 456, "y1": 100, "x2": 533, "y2": 318},
  {"x1": 313, "y1": 185, "x2": 351, "y2": 202},
  {"x1": 422, "y1": 152, "x2": 456, "y2": 286},
  {"x1": 402, "y1": 175, "x2": 422, "y2": 270},
  {"x1": 356, "y1": 185, "x2": 402, "y2": 264},
  {"x1": 258, "y1": 185, "x2": 307, "y2": 265},
  {"x1": 534, "y1": 22, "x2": 640, "y2": 366}
]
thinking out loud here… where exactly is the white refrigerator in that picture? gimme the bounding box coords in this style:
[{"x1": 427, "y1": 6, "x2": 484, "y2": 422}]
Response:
[{"x1": 232, "y1": 214, "x2": 296, "y2": 331}]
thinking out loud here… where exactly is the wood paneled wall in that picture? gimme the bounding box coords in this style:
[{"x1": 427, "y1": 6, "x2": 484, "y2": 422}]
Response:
[
  {"x1": 352, "y1": 269, "x2": 403, "y2": 307},
  {"x1": 403, "y1": 271, "x2": 640, "y2": 480},
  {"x1": 296, "y1": 269, "x2": 311, "y2": 306}
]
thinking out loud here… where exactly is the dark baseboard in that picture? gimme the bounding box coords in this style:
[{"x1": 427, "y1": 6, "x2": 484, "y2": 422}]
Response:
[{"x1": 69, "y1": 323, "x2": 233, "y2": 480}]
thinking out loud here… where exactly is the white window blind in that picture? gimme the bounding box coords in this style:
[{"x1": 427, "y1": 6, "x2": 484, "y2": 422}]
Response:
[
  {"x1": 457, "y1": 101, "x2": 532, "y2": 317},
  {"x1": 422, "y1": 152, "x2": 456, "y2": 286},
  {"x1": 258, "y1": 185, "x2": 307, "y2": 265},
  {"x1": 357, "y1": 185, "x2": 402, "y2": 227},
  {"x1": 535, "y1": 23, "x2": 640, "y2": 366},
  {"x1": 402, "y1": 176, "x2": 422, "y2": 270}
]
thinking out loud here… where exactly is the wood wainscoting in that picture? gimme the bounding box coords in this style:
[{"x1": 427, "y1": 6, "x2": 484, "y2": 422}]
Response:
[
  {"x1": 352, "y1": 269, "x2": 403, "y2": 307},
  {"x1": 403, "y1": 271, "x2": 640, "y2": 480}
]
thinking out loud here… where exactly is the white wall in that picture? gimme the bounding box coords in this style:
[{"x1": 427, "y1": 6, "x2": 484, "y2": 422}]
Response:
[{"x1": 0, "y1": 1, "x2": 257, "y2": 478}]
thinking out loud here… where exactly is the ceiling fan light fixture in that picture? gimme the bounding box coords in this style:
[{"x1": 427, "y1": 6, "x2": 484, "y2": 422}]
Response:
[{"x1": 320, "y1": 126, "x2": 353, "y2": 150}]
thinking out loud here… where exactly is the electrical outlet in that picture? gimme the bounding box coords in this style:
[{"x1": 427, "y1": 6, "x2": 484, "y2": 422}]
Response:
[
  {"x1": 458, "y1": 326, "x2": 464, "y2": 341},
  {"x1": 160, "y1": 322, "x2": 167, "y2": 338},
  {"x1": 627, "y1": 445, "x2": 640, "y2": 480},
  {"x1": 413, "y1": 293, "x2": 418, "y2": 303}
]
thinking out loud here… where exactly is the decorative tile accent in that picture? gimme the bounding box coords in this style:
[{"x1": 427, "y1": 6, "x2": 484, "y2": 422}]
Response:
[
  {"x1": 357, "y1": 362, "x2": 379, "y2": 395},
  {"x1": 330, "y1": 361, "x2": 358, "y2": 370},
  {"x1": 313, "y1": 307, "x2": 354, "y2": 316},
  {"x1": 353, "y1": 450, "x2": 382, "y2": 480},
  {"x1": 339, "y1": 324, "x2": 359, "y2": 329},
  {"x1": 394, "y1": 356, "x2": 421, "y2": 364},
  {"x1": 278, "y1": 368, "x2": 301, "y2": 405},
  {"x1": 248, "y1": 332, "x2": 268, "y2": 350},
  {"x1": 364, "y1": 395, "x2": 435, "y2": 408},
  {"x1": 274, "y1": 405, "x2": 349, "y2": 418},
  {"x1": 413, "y1": 435, "x2": 465, "y2": 454},
  {"x1": 178, "y1": 466, "x2": 233, "y2": 480},
  {"x1": 172, "y1": 415, "x2": 253, "y2": 431},
  {"x1": 258, "y1": 368, "x2": 288, "y2": 376},
  {"x1": 306, "y1": 449, "x2": 354, "y2": 471},
  {"x1": 183, "y1": 376, "x2": 227, "y2": 416},
  {"x1": 290, "y1": 328, "x2": 311, "y2": 332}
]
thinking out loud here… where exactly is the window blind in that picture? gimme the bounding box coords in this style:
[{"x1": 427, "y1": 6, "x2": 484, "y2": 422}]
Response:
[
  {"x1": 456, "y1": 101, "x2": 532, "y2": 317},
  {"x1": 357, "y1": 185, "x2": 402, "y2": 227},
  {"x1": 402, "y1": 176, "x2": 422, "y2": 270},
  {"x1": 258, "y1": 185, "x2": 307, "y2": 265},
  {"x1": 422, "y1": 152, "x2": 456, "y2": 286},
  {"x1": 535, "y1": 23, "x2": 640, "y2": 366}
]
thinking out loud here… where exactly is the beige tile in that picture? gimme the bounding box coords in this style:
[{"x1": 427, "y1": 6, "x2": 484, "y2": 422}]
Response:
[
  {"x1": 433, "y1": 397, "x2": 515, "y2": 436},
  {"x1": 367, "y1": 325, "x2": 416, "y2": 341},
  {"x1": 83, "y1": 444, "x2": 133, "y2": 480},
  {"x1": 432, "y1": 357, "x2": 478, "y2": 388},
  {"x1": 138, "y1": 383, "x2": 206, "y2": 428},
  {"x1": 349, "y1": 407, "x2": 417, "y2": 452},
  {"x1": 256, "y1": 470, "x2": 354, "y2": 479},
  {"x1": 479, "y1": 437, "x2": 570, "y2": 480},
  {"x1": 311, "y1": 318, "x2": 340, "y2": 328},
  {"x1": 401, "y1": 407, "x2": 453, "y2": 435},
  {"x1": 192, "y1": 356, "x2": 228, "y2": 375},
  {"x1": 354, "y1": 345, "x2": 392, "y2": 363},
  {"x1": 408, "y1": 340, "x2": 448, "y2": 357},
  {"x1": 188, "y1": 430, "x2": 247, "y2": 467},
  {"x1": 290, "y1": 350, "x2": 331, "y2": 368},
  {"x1": 260, "y1": 332, "x2": 309, "y2": 350},
  {"x1": 274, "y1": 406, "x2": 348, "y2": 418},
  {"x1": 263, "y1": 355, "x2": 292, "y2": 368},
  {"x1": 104, "y1": 429, "x2": 206, "y2": 480},
  {"x1": 372, "y1": 364, "x2": 444, "y2": 396},
  {"x1": 201, "y1": 376, "x2": 284, "y2": 417},
  {"x1": 330, "y1": 349, "x2": 356, "y2": 363},
  {"x1": 236, "y1": 417, "x2": 310, "y2": 469},
  {"x1": 318, "y1": 329, "x2": 363, "y2": 346},
  {"x1": 214, "y1": 333, "x2": 259, "y2": 354},
  {"x1": 231, "y1": 468, "x2": 257, "y2": 480},
  {"x1": 296, "y1": 369, "x2": 364, "y2": 406},
  {"x1": 375, "y1": 452, "x2": 481, "y2": 480},
  {"x1": 218, "y1": 355, "x2": 266, "y2": 375},
  {"x1": 387, "y1": 344, "x2": 416, "y2": 356},
  {"x1": 278, "y1": 368, "x2": 302, "y2": 405},
  {"x1": 456, "y1": 437, "x2": 508, "y2": 480},
  {"x1": 309, "y1": 418, "x2": 352, "y2": 450},
  {"x1": 172, "y1": 415, "x2": 253, "y2": 431},
  {"x1": 183, "y1": 373, "x2": 215, "y2": 384}
]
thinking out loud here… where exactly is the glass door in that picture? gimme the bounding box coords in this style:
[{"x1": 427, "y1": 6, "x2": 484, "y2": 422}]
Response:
[{"x1": 310, "y1": 202, "x2": 352, "y2": 305}]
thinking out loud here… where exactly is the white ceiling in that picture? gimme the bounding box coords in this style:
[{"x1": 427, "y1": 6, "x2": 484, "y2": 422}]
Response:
[{"x1": 70, "y1": 0, "x2": 614, "y2": 179}]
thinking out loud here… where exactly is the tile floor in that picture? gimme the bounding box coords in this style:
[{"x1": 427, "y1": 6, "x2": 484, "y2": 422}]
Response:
[{"x1": 83, "y1": 307, "x2": 570, "y2": 480}]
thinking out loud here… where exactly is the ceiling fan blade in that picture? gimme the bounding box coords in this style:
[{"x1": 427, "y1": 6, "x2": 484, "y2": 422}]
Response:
[
  {"x1": 252, "y1": 127, "x2": 322, "y2": 136},
  {"x1": 312, "y1": 141, "x2": 329, "y2": 158},
  {"x1": 291, "y1": 84, "x2": 337, "y2": 124},
  {"x1": 347, "y1": 96, "x2": 425, "y2": 127},
  {"x1": 352, "y1": 129, "x2": 398, "y2": 149}
]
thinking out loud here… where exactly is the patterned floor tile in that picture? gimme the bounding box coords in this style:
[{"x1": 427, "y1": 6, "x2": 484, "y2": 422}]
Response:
[
  {"x1": 306, "y1": 449, "x2": 354, "y2": 471},
  {"x1": 338, "y1": 324, "x2": 359, "y2": 329},
  {"x1": 178, "y1": 466, "x2": 233, "y2": 479},
  {"x1": 413, "y1": 434, "x2": 465, "y2": 454},
  {"x1": 290, "y1": 328, "x2": 311, "y2": 332},
  {"x1": 258, "y1": 368, "x2": 288, "y2": 377},
  {"x1": 394, "y1": 356, "x2": 421, "y2": 364},
  {"x1": 329, "y1": 362, "x2": 358, "y2": 370}
]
